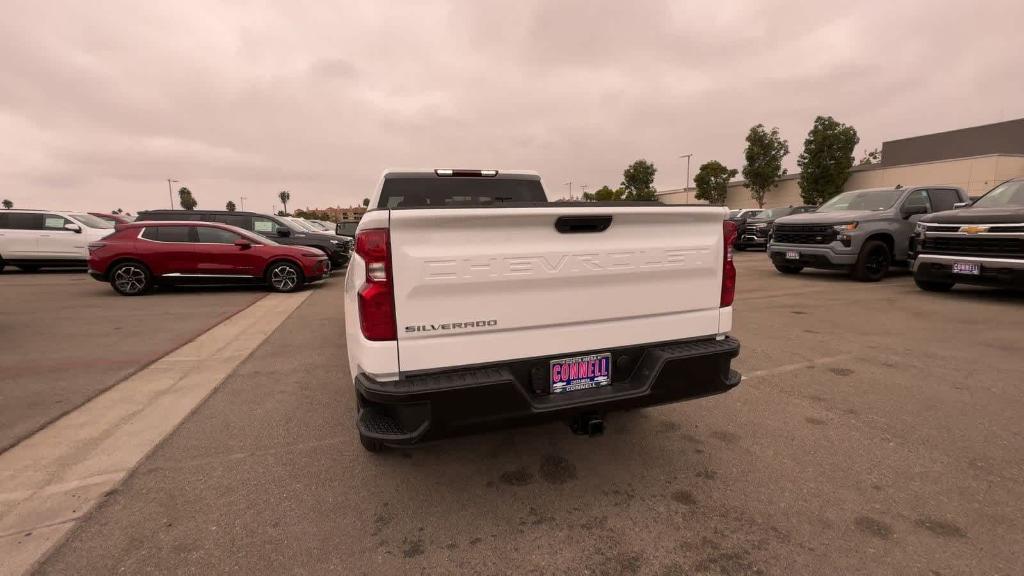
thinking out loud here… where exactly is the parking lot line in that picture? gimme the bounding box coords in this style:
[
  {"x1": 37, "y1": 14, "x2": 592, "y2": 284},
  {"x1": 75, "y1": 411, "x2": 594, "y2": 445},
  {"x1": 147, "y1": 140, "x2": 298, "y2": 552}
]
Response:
[
  {"x1": 0, "y1": 290, "x2": 312, "y2": 576},
  {"x1": 741, "y1": 354, "x2": 856, "y2": 380}
]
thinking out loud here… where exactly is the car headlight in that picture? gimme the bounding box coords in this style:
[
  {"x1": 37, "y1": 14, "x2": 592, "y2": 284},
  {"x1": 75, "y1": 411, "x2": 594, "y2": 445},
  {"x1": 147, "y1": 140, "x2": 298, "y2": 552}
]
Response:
[
  {"x1": 753, "y1": 223, "x2": 767, "y2": 228},
  {"x1": 832, "y1": 222, "x2": 858, "y2": 232},
  {"x1": 329, "y1": 239, "x2": 340, "y2": 244}
]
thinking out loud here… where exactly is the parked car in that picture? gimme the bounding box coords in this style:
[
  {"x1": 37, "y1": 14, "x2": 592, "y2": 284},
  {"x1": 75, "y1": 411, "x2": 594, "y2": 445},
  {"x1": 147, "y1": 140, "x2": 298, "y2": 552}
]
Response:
[
  {"x1": 735, "y1": 205, "x2": 816, "y2": 250},
  {"x1": 345, "y1": 169, "x2": 741, "y2": 452},
  {"x1": 767, "y1": 186, "x2": 969, "y2": 281},
  {"x1": 727, "y1": 209, "x2": 763, "y2": 246},
  {"x1": 135, "y1": 209, "x2": 351, "y2": 270},
  {"x1": 913, "y1": 177, "x2": 1024, "y2": 291},
  {"x1": 335, "y1": 220, "x2": 359, "y2": 237},
  {"x1": 0, "y1": 210, "x2": 114, "y2": 272},
  {"x1": 88, "y1": 221, "x2": 328, "y2": 295},
  {"x1": 90, "y1": 212, "x2": 134, "y2": 225}
]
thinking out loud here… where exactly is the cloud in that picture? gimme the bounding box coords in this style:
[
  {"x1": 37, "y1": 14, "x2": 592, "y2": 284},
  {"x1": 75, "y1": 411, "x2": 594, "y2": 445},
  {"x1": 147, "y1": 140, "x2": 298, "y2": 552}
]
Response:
[{"x1": 1, "y1": 0, "x2": 1022, "y2": 212}]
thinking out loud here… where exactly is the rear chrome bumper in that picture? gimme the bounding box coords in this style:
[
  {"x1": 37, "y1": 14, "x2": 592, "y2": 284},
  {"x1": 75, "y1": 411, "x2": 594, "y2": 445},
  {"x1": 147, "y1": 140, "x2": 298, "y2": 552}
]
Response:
[{"x1": 354, "y1": 336, "x2": 741, "y2": 446}]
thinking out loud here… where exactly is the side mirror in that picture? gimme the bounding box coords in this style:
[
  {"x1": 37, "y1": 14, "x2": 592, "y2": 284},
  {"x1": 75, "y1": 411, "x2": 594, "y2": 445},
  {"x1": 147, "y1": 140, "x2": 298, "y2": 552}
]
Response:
[
  {"x1": 953, "y1": 202, "x2": 971, "y2": 209},
  {"x1": 234, "y1": 239, "x2": 252, "y2": 249},
  {"x1": 901, "y1": 204, "x2": 928, "y2": 218},
  {"x1": 276, "y1": 227, "x2": 291, "y2": 238},
  {"x1": 64, "y1": 223, "x2": 82, "y2": 233}
]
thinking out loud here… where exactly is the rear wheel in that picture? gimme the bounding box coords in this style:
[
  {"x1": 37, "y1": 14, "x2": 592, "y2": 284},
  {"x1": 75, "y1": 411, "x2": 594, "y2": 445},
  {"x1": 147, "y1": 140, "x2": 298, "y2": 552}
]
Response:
[
  {"x1": 774, "y1": 262, "x2": 803, "y2": 274},
  {"x1": 852, "y1": 240, "x2": 891, "y2": 282},
  {"x1": 109, "y1": 262, "x2": 152, "y2": 296},
  {"x1": 266, "y1": 261, "x2": 304, "y2": 293},
  {"x1": 359, "y1": 433, "x2": 385, "y2": 453},
  {"x1": 914, "y1": 278, "x2": 955, "y2": 292}
]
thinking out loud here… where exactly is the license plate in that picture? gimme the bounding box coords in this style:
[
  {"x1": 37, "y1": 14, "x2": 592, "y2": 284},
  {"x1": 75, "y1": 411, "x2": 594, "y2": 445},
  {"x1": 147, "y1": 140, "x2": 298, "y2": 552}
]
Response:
[
  {"x1": 785, "y1": 251, "x2": 800, "y2": 260},
  {"x1": 550, "y1": 353, "x2": 612, "y2": 394},
  {"x1": 952, "y1": 262, "x2": 980, "y2": 275}
]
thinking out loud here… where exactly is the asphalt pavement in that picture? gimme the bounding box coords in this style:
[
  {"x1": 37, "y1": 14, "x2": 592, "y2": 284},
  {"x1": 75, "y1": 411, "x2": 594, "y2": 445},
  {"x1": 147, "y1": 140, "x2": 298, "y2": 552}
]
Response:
[
  {"x1": 0, "y1": 270, "x2": 265, "y2": 453},
  {"x1": 31, "y1": 254, "x2": 1024, "y2": 575}
]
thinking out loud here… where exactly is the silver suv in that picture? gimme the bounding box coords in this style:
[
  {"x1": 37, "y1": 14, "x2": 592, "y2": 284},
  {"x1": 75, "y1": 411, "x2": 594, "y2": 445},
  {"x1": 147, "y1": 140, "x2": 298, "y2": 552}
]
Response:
[{"x1": 767, "y1": 186, "x2": 968, "y2": 281}]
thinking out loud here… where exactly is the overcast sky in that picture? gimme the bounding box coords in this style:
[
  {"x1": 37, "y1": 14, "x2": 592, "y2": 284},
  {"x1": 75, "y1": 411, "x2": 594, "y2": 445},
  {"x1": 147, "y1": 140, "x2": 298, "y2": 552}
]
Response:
[{"x1": 2, "y1": 0, "x2": 1022, "y2": 214}]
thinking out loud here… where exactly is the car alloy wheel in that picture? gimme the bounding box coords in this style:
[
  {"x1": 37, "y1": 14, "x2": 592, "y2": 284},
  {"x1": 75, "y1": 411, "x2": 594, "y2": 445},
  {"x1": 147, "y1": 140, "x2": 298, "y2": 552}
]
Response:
[
  {"x1": 270, "y1": 264, "x2": 299, "y2": 291},
  {"x1": 113, "y1": 265, "x2": 147, "y2": 295}
]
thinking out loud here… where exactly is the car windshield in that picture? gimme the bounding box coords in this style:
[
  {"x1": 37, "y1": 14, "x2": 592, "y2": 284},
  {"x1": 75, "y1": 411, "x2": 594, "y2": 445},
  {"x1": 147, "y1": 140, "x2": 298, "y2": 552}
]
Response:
[
  {"x1": 818, "y1": 189, "x2": 902, "y2": 212},
  {"x1": 759, "y1": 207, "x2": 793, "y2": 219},
  {"x1": 973, "y1": 180, "x2": 1024, "y2": 208},
  {"x1": 288, "y1": 218, "x2": 318, "y2": 232},
  {"x1": 70, "y1": 213, "x2": 115, "y2": 228},
  {"x1": 308, "y1": 220, "x2": 331, "y2": 231}
]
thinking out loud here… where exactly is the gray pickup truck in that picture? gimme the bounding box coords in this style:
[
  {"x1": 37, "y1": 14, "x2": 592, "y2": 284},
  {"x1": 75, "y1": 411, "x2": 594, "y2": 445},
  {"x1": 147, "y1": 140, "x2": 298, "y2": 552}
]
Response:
[{"x1": 767, "y1": 186, "x2": 969, "y2": 281}]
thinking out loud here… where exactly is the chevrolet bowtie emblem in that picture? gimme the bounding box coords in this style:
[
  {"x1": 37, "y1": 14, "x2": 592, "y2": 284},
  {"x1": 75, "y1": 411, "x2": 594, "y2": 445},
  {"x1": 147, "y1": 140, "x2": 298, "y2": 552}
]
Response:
[{"x1": 959, "y1": 225, "x2": 989, "y2": 234}]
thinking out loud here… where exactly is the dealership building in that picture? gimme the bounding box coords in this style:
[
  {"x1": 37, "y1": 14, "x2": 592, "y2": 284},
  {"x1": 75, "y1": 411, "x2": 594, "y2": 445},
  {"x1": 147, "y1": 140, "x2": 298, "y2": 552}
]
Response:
[{"x1": 657, "y1": 118, "x2": 1024, "y2": 208}]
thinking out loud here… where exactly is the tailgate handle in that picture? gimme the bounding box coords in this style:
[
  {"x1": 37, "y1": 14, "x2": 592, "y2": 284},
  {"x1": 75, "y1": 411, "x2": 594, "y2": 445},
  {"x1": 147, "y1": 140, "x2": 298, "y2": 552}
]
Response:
[{"x1": 554, "y1": 215, "x2": 613, "y2": 234}]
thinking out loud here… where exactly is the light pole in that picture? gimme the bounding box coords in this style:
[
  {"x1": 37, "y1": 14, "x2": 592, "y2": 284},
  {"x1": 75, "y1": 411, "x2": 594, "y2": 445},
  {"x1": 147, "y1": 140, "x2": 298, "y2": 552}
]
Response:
[
  {"x1": 579, "y1": 184, "x2": 588, "y2": 199},
  {"x1": 678, "y1": 154, "x2": 692, "y2": 204},
  {"x1": 564, "y1": 180, "x2": 573, "y2": 200},
  {"x1": 166, "y1": 179, "x2": 179, "y2": 209},
  {"x1": 240, "y1": 195, "x2": 247, "y2": 211}
]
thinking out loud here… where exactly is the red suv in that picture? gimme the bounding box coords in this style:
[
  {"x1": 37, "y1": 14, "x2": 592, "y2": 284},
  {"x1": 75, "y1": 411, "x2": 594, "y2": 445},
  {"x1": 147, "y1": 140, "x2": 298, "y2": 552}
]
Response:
[{"x1": 88, "y1": 221, "x2": 329, "y2": 296}]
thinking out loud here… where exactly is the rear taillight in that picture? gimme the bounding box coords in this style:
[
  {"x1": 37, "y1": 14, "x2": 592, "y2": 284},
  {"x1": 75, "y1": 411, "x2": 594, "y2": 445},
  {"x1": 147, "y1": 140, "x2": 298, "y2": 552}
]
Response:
[
  {"x1": 721, "y1": 220, "x2": 737, "y2": 307},
  {"x1": 355, "y1": 228, "x2": 396, "y2": 341}
]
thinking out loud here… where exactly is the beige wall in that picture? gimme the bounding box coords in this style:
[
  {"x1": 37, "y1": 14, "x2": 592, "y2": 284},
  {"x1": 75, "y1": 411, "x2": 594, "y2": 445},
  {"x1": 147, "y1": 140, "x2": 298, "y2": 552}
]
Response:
[{"x1": 658, "y1": 154, "x2": 1024, "y2": 208}]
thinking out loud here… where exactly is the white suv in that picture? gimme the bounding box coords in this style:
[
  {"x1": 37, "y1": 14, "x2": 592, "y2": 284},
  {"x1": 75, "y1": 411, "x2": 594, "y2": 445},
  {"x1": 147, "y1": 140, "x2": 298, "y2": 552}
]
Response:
[{"x1": 0, "y1": 210, "x2": 114, "y2": 272}]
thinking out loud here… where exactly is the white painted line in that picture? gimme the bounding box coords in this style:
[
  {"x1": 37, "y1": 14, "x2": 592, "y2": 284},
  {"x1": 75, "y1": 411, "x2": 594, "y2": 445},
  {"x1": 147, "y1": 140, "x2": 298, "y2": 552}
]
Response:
[
  {"x1": 0, "y1": 290, "x2": 312, "y2": 576},
  {"x1": 741, "y1": 354, "x2": 856, "y2": 381}
]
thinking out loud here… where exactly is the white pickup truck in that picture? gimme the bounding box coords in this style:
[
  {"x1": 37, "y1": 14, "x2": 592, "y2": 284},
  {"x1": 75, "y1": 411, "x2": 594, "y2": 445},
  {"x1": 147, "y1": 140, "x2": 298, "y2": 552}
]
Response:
[{"x1": 344, "y1": 169, "x2": 741, "y2": 451}]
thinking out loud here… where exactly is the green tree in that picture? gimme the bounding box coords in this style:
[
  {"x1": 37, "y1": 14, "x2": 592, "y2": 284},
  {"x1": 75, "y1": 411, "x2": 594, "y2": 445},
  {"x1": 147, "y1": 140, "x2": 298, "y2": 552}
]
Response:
[
  {"x1": 621, "y1": 159, "x2": 658, "y2": 201},
  {"x1": 2, "y1": 199, "x2": 13, "y2": 209},
  {"x1": 582, "y1": 185, "x2": 625, "y2": 202},
  {"x1": 858, "y1": 147, "x2": 881, "y2": 165},
  {"x1": 226, "y1": 200, "x2": 237, "y2": 211},
  {"x1": 278, "y1": 191, "x2": 291, "y2": 214},
  {"x1": 362, "y1": 197, "x2": 370, "y2": 207},
  {"x1": 797, "y1": 116, "x2": 860, "y2": 205},
  {"x1": 276, "y1": 210, "x2": 287, "y2": 216},
  {"x1": 693, "y1": 161, "x2": 738, "y2": 206},
  {"x1": 742, "y1": 124, "x2": 790, "y2": 208},
  {"x1": 178, "y1": 187, "x2": 197, "y2": 210}
]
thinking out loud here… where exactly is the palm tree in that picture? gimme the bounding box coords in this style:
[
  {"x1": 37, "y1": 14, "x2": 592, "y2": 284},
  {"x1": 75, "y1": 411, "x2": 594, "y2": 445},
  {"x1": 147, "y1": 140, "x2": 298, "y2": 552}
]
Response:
[
  {"x1": 225, "y1": 200, "x2": 237, "y2": 212},
  {"x1": 2, "y1": 199, "x2": 12, "y2": 209},
  {"x1": 278, "y1": 191, "x2": 291, "y2": 215}
]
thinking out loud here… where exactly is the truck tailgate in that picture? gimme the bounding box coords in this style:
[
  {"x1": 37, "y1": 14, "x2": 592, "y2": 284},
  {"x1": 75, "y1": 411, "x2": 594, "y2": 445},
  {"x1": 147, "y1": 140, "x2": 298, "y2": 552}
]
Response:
[{"x1": 389, "y1": 206, "x2": 727, "y2": 373}]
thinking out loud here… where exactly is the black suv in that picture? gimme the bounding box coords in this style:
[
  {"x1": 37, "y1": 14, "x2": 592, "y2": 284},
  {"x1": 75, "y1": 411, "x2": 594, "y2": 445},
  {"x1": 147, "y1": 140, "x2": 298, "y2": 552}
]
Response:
[
  {"x1": 735, "y1": 205, "x2": 816, "y2": 250},
  {"x1": 135, "y1": 210, "x2": 351, "y2": 269}
]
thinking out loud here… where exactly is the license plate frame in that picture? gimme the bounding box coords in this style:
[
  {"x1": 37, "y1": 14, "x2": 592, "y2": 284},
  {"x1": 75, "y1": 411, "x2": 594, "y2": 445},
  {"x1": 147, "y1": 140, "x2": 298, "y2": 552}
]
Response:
[
  {"x1": 550, "y1": 353, "x2": 612, "y2": 394},
  {"x1": 785, "y1": 250, "x2": 800, "y2": 260},
  {"x1": 952, "y1": 262, "x2": 981, "y2": 275}
]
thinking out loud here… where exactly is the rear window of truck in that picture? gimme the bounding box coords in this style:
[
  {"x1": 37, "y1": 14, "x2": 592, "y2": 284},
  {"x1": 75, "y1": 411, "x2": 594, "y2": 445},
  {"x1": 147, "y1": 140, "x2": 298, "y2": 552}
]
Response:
[{"x1": 378, "y1": 178, "x2": 547, "y2": 208}]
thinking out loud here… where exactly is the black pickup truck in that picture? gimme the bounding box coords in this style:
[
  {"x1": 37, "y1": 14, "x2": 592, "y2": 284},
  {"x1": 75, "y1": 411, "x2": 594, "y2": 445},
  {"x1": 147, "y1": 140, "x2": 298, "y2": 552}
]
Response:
[{"x1": 913, "y1": 178, "x2": 1024, "y2": 291}]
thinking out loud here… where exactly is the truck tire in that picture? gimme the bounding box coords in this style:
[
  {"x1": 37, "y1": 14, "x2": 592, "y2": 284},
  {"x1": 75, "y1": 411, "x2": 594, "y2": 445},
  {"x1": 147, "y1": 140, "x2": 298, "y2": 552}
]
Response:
[
  {"x1": 359, "y1": 433, "x2": 385, "y2": 453},
  {"x1": 734, "y1": 244, "x2": 746, "y2": 251},
  {"x1": 773, "y1": 262, "x2": 803, "y2": 274},
  {"x1": 914, "y1": 278, "x2": 954, "y2": 292},
  {"x1": 852, "y1": 240, "x2": 891, "y2": 282}
]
